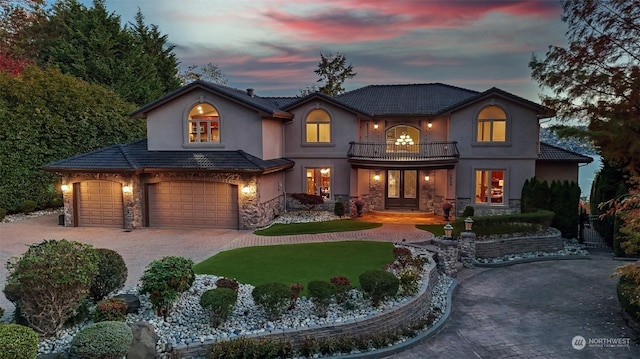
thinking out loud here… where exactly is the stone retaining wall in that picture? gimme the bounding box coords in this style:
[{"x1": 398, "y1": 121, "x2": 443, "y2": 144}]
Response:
[
  {"x1": 475, "y1": 228, "x2": 563, "y2": 259},
  {"x1": 171, "y1": 263, "x2": 439, "y2": 358}
]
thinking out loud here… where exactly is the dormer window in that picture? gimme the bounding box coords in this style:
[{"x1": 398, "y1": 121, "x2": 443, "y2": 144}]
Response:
[{"x1": 188, "y1": 103, "x2": 220, "y2": 143}]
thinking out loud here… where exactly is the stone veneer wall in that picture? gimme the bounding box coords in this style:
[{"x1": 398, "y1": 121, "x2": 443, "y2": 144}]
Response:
[
  {"x1": 455, "y1": 198, "x2": 521, "y2": 217},
  {"x1": 475, "y1": 228, "x2": 563, "y2": 259},
  {"x1": 171, "y1": 262, "x2": 439, "y2": 358}
]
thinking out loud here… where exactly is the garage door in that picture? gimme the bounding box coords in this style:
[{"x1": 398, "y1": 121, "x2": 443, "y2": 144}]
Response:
[
  {"x1": 147, "y1": 181, "x2": 239, "y2": 229},
  {"x1": 77, "y1": 180, "x2": 124, "y2": 227}
]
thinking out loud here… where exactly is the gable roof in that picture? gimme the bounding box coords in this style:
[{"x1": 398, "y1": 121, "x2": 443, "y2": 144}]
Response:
[
  {"x1": 280, "y1": 92, "x2": 372, "y2": 117},
  {"x1": 335, "y1": 83, "x2": 480, "y2": 116},
  {"x1": 130, "y1": 81, "x2": 293, "y2": 120},
  {"x1": 43, "y1": 139, "x2": 294, "y2": 174},
  {"x1": 439, "y1": 87, "x2": 553, "y2": 117},
  {"x1": 538, "y1": 142, "x2": 593, "y2": 163}
]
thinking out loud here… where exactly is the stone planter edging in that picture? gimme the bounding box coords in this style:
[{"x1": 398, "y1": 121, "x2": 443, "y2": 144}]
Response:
[
  {"x1": 171, "y1": 263, "x2": 440, "y2": 358},
  {"x1": 475, "y1": 255, "x2": 591, "y2": 268},
  {"x1": 475, "y1": 227, "x2": 563, "y2": 259}
]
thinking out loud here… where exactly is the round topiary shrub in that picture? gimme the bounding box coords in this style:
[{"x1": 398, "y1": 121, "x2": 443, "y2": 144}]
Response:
[
  {"x1": 69, "y1": 321, "x2": 133, "y2": 359},
  {"x1": 93, "y1": 297, "x2": 128, "y2": 322},
  {"x1": 359, "y1": 270, "x2": 400, "y2": 306},
  {"x1": 0, "y1": 324, "x2": 38, "y2": 359},
  {"x1": 307, "y1": 280, "x2": 336, "y2": 317},
  {"x1": 200, "y1": 288, "x2": 238, "y2": 327},
  {"x1": 252, "y1": 282, "x2": 291, "y2": 320},
  {"x1": 19, "y1": 200, "x2": 37, "y2": 213},
  {"x1": 462, "y1": 206, "x2": 474, "y2": 218},
  {"x1": 90, "y1": 248, "x2": 128, "y2": 302}
]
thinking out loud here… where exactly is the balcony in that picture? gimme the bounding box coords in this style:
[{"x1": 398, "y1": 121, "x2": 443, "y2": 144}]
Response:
[{"x1": 347, "y1": 141, "x2": 459, "y2": 168}]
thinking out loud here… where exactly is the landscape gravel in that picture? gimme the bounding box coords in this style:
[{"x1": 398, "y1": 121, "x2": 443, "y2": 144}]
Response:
[{"x1": 475, "y1": 238, "x2": 589, "y2": 264}]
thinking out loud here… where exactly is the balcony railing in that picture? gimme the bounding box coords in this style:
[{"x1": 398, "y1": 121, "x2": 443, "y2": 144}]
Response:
[{"x1": 347, "y1": 141, "x2": 459, "y2": 161}]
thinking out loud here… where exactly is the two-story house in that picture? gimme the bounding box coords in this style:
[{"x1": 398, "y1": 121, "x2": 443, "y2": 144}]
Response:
[{"x1": 44, "y1": 81, "x2": 592, "y2": 230}]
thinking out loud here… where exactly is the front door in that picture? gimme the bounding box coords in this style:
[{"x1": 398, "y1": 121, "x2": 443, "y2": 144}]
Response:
[{"x1": 386, "y1": 170, "x2": 418, "y2": 209}]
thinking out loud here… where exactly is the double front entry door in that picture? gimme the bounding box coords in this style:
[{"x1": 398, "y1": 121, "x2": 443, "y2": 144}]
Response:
[{"x1": 386, "y1": 170, "x2": 418, "y2": 209}]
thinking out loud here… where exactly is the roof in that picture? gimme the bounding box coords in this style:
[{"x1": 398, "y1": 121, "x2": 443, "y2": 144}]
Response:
[
  {"x1": 130, "y1": 81, "x2": 293, "y2": 120},
  {"x1": 439, "y1": 87, "x2": 553, "y2": 117},
  {"x1": 335, "y1": 83, "x2": 480, "y2": 116},
  {"x1": 538, "y1": 142, "x2": 594, "y2": 163},
  {"x1": 43, "y1": 139, "x2": 295, "y2": 174}
]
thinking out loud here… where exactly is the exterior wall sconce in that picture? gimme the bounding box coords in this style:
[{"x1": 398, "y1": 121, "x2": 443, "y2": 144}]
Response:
[
  {"x1": 464, "y1": 217, "x2": 474, "y2": 231},
  {"x1": 424, "y1": 175, "x2": 430, "y2": 181},
  {"x1": 427, "y1": 121, "x2": 433, "y2": 129},
  {"x1": 373, "y1": 122, "x2": 379, "y2": 130},
  {"x1": 373, "y1": 173, "x2": 381, "y2": 181},
  {"x1": 122, "y1": 185, "x2": 132, "y2": 193},
  {"x1": 61, "y1": 184, "x2": 70, "y2": 192},
  {"x1": 242, "y1": 186, "x2": 251, "y2": 194},
  {"x1": 444, "y1": 223, "x2": 453, "y2": 238}
]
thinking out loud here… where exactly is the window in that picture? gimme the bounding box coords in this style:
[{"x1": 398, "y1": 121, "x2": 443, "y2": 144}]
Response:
[
  {"x1": 385, "y1": 125, "x2": 420, "y2": 153},
  {"x1": 188, "y1": 103, "x2": 220, "y2": 143},
  {"x1": 475, "y1": 170, "x2": 504, "y2": 204},
  {"x1": 306, "y1": 168, "x2": 331, "y2": 199},
  {"x1": 305, "y1": 109, "x2": 331, "y2": 143},
  {"x1": 477, "y1": 106, "x2": 506, "y2": 142}
]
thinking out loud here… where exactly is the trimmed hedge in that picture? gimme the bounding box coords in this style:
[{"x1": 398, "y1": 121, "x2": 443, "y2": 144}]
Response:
[
  {"x1": 70, "y1": 321, "x2": 133, "y2": 359},
  {"x1": 90, "y1": 248, "x2": 128, "y2": 302},
  {"x1": 308, "y1": 280, "x2": 336, "y2": 317},
  {"x1": 358, "y1": 270, "x2": 399, "y2": 306},
  {"x1": 469, "y1": 210, "x2": 555, "y2": 230},
  {"x1": 0, "y1": 324, "x2": 38, "y2": 359},
  {"x1": 252, "y1": 282, "x2": 291, "y2": 320},
  {"x1": 207, "y1": 337, "x2": 293, "y2": 359},
  {"x1": 200, "y1": 288, "x2": 237, "y2": 327}
]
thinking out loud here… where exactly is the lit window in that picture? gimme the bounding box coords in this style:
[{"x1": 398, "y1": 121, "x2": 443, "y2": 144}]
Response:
[
  {"x1": 477, "y1": 106, "x2": 506, "y2": 142},
  {"x1": 306, "y1": 167, "x2": 331, "y2": 199},
  {"x1": 385, "y1": 125, "x2": 420, "y2": 153},
  {"x1": 305, "y1": 109, "x2": 331, "y2": 143},
  {"x1": 475, "y1": 170, "x2": 504, "y2": 204},
  {"x1": 188, "y1": 103, "x2": 220, "y2": 143}
]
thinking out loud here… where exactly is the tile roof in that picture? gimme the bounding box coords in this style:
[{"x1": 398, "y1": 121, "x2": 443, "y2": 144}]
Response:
[
  {"x1": 335, "y1": 83, "x2": 481, "y2": 116},
  {"x1": 43, "y1": 139, "x2": 294, "y2": 173},
  {"x1": 538, "y1": 142, "x2": 594, "y2": 163}
]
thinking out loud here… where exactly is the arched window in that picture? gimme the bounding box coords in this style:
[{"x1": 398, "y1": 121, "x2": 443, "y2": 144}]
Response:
[
  {"x1": 305, "y1": 109, "x2": 331, "y2": 143},
  {"x1": 385, "y1": 125, "x2": 420, "y2": 153},
  {"x1": 188, "y1": 103, "x2": 220, "y2": 143},
  {"x1": 477, "y1": 106, "x2": 506, "y2": 142}
]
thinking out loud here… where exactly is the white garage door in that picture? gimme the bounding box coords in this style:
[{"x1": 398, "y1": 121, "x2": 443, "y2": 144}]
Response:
[
  {"x1": 147, "y1": 181, "x2": 239, "y2": 229},
  {"x1": 77, "y1": 180, "x2": 124, "y2": 227}
]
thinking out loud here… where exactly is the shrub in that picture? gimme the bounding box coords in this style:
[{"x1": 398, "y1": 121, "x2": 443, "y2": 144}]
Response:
[
  {"x1": 0, "y1": 306, "x2": 4, "y2": 319},
  {"x1": 289, "y1": 282, "x2": 304, "y2": 309},
  {"x1": 393, "y1": 247, "x2": 413, "y2": 266},
  {"x1": 359, "y1": 270, "x2": 399, "y2": 306},
  {"x1": 462, "y1": 205, "x2": 474, "y2": 217},
  {"x1": 617, "y1": 274, "x2": 640, "y2": 320},
  {"x1": 291, "y1": 193, "x2": 324, "y2": 211},
  {"x1": 139, "y1": 256, "x2": 195, "y2": 319},
  {"x1": 0, "y1": 208, "x2": 6, "y2": 221},
  {"x1": 207, "y1": 337, "x2": 293, "y2": 359},
  {"x1": 252, "y1": 282, "x2": 291, "y2": 320},
  {"x1": 215, "y1": 277, "x2": 239, "y2": 292},
  {"x1": 0, "y1": 324, "x2": 38, "y2": 359},
  {"x1": 4, "y1": 239, "x2": 98, "y2": 336},
  {"x1": 19, "y1": 200, "x2": 37, "y2": 213},
  {"x1": 65, "y1": 297, "x2": 92, "y2": 327},
  {"x1": 93, "y1": 297, "x2": 128, "y2": 322},
  {"x1": 329, "y1": 276, "x2": 352, "y2": 304},
  {"x1": 398, "y1": 269, "x2": 421, "y2": 296},
  {"x1": 90, "y1": 248, "x2": 128, "y2": 302},
  {"x1": 334, "y1": 201, "x2": 345, "y2": 217},
  {"x1": 200, "y1": 288, "x2": 237, "y2": 327},
  {"x1": 307, "y1": 280, "x2": 336, "y2": 317},
  {"x1": 69, "y1": 321, "x2": 133, "y2": 359}
]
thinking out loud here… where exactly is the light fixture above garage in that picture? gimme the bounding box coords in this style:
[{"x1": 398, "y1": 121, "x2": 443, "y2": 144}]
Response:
[
  {"x1": 122, "y1": 185, "x2": 132, "y2": 193},
  {"x1": 61, "y1": 184, "x2": 70, "y2": 192},
  {"x1": 242, "y1": 186, "x2": 251, "y2": 194}
]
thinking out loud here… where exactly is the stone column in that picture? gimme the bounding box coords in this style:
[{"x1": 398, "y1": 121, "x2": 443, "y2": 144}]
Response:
[
  {"x1": 458, "y1": 231, "x2": 476, "y2": 268},
  {"x1": 433, "y1": 238, "x2": 459, "y2": 277}
]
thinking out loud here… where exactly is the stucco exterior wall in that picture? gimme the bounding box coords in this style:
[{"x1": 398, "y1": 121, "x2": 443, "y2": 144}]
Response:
[
  {"x1": 261, "y1": 117, "x2": 284, "y2": 160},
  {"x1": 145, "y1": 88, "x2": 265, "y2": 158}
]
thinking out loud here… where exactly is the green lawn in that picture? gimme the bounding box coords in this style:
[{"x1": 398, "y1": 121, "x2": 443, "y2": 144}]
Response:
[
  {"x1": 193, "y1": 241, "x2": 394, "y2": 293},
  {"x1": 254, "y1": 219, "x2": 382, "y2": 236}
]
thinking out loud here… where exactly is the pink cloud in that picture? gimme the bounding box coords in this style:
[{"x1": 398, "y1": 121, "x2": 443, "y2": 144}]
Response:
[{"x1": 263, "y1": 0, "x2": 561, "y2": 43}]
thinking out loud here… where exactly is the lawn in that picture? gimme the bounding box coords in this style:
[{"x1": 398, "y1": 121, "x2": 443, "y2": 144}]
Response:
[
  {"x1": 193, "y1": 241, "x2": 394, "y2": 294},
  {"x1": 254, "y1": 219, "x2": 382, "y2": 236}
]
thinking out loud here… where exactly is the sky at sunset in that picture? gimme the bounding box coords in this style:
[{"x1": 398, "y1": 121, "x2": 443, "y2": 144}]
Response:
[{"x1": 79, "y1": 0, "x2": 568, "y2": 101}]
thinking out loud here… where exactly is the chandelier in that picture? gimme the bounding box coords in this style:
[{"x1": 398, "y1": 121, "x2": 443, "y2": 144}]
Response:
[{"x1": 395, "y1": 132, "x2": 414, "y2": 145}]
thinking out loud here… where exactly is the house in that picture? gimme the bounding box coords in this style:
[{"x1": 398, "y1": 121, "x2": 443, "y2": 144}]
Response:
[{"x1": 44, "y1": 81, "x2": 592, "y2": 229}]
